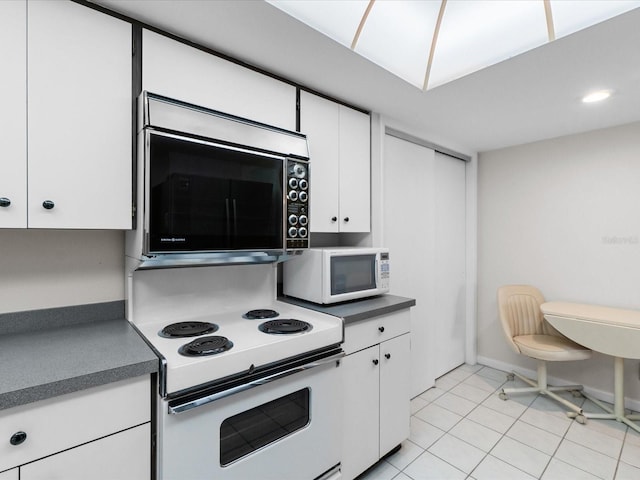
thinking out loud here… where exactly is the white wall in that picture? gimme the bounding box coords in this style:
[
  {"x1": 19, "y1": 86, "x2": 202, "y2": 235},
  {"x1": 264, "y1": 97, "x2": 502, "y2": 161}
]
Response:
[
  {"x1": 477, "y1": 121, "x2": 640, "y2": 405},
  {"x1": 0, "y1": 230, "x2": 125, "y2": 314}
]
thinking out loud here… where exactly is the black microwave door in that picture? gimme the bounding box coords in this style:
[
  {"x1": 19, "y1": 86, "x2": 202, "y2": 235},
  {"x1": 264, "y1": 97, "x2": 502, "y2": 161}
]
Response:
[
  {"x1": 148, "y1": 133, "x2": 284, "y2": 253},
  {"x1": 230, "y1": 178, "x2": 282, "y2": 249},
  {"x1": 150, "y1": 174, "x2": 230, "y2": 251}
]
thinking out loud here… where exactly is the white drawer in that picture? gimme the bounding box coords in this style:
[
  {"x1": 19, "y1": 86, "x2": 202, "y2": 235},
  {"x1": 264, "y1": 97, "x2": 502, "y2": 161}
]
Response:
[
  {"x1": 0, "y1": 376, "x2": 150, "y2": 471},
  {"x1": 343, "y1": 309, "x2": 411, "y2": 354}
]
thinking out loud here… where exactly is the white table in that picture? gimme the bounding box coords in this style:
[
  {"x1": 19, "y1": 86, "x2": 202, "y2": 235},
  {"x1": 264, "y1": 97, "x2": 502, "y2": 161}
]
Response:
[{"x1": 541, "y1": 301, "x2": 640, "y2": 432}]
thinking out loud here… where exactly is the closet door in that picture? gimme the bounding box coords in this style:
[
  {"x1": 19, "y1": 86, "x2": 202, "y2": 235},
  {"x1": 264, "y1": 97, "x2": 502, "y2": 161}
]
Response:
[
  {"x1": 383, "y1": 135, "x2": 466, "y2": 397},
  {"x1": 433, "y1": 152, "x2": 466, "y2": 376},
  {"x1": 383, "y1": 135, "x2": 436, "y2": 397}
]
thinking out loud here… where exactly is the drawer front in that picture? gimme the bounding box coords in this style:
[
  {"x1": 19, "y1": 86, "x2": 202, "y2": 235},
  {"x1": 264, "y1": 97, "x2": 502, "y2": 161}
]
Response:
[
  {"x1": 0, "y1": 468, "x2": 18, "y2": 480},
  {"x1": 0, "y1": 376, "x2": 150, "y2": 471},
  {"x1": 19, "y1": 423, "x2": 150, "y2": 480},
  {"x1": 343, "y1": 309, "x2": 410, "y2": 354}
]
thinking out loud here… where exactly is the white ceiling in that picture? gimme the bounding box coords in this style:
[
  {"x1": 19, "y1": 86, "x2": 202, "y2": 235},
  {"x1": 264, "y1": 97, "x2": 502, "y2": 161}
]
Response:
[{"x1": 93, "y1": 0, "x2": 640, "y2": 154}]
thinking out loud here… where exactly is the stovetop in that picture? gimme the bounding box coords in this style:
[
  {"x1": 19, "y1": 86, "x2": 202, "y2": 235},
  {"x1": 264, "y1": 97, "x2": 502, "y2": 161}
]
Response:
[{"x1": 134, "y1": 300, "x2": 343, "y2": 395}]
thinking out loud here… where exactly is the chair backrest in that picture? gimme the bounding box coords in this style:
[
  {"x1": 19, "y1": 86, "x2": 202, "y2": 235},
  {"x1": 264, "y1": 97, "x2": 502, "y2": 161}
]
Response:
[{"x1": 497, "y1": 284, "x2": 557, "y2": 354}]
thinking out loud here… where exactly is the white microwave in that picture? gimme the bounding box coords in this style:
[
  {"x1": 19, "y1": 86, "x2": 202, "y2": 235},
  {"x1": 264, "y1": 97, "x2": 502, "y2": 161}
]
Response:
[{"x1": 283, "y1": 247, "x2": 390, "y2": 304}]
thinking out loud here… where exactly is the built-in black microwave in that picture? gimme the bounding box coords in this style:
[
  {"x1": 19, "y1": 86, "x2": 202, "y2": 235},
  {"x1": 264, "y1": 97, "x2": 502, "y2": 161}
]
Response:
[{"x1": 126, "y1": 92, "x2": 310, "y2": 269}]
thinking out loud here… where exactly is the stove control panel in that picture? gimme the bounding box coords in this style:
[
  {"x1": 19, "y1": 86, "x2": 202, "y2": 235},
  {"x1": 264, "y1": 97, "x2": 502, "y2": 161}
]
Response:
[{"x1": 286, "y1": 159, "x2": 310, "y2": 250}]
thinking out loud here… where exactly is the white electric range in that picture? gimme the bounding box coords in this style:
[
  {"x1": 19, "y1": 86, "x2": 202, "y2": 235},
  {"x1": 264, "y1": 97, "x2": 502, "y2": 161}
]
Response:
[{"x1": 127, "y1": 263, "x2": 344, "y2": 480}]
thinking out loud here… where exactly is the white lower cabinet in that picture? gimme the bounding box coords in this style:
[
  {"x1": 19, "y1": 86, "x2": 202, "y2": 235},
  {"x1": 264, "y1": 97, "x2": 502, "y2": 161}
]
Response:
[
  {"x1": 20, "y1": 423, "x2": 150, "y2": 480},
  {"x1": 0, "y1": 469, "x2": 18, "y2": 480},
  {"x1": 0, "y1": 376, "x2": 151, "y2": 479},
  {"x1": 341, "y1": 310, "x2": 411, "y2": 480}
]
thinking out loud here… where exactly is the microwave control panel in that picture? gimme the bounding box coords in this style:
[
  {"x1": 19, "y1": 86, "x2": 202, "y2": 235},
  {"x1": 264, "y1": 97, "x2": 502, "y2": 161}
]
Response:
[
  {"x1": 379, "y1": 252, "x2": 390, "y2": 289},
  {"x1": 286, "y1": 159, "x2": 310, "y2": 250}
]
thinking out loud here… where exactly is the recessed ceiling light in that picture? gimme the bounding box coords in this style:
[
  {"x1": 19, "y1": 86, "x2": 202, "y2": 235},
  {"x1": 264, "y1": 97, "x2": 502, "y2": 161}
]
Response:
[{"x1": 582, "y1": 90, "x2": 612, "y2": 103}]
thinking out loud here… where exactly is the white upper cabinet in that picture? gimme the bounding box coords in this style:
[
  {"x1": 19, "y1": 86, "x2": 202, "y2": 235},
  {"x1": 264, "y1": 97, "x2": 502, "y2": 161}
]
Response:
[
  {"x1": 27, "y1": 0, "x2": 132, "y2": 229},
  {"x1": 300, "y1": 91, "x2": 371, "y2": 233},
  {"x1": 142, "y1": 29, "x2": 297, "y2": 131},
  {"x1": 0, "y1": 0, "x2": 27, "y2": 228}
]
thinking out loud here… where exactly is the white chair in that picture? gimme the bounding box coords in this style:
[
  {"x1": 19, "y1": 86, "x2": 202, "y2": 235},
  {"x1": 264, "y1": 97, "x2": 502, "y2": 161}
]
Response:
[{"x1": 497, "y1": 285, "x2": 592, "y2": 419}]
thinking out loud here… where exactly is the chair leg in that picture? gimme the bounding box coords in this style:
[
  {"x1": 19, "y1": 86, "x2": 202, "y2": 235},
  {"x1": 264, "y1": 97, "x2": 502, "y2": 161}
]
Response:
[{"x1": 500, "y1": 359, "x2": 585, "y2": 417}]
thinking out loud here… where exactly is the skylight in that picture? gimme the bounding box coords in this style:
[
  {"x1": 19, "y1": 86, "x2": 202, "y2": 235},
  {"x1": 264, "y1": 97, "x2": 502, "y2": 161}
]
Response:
[{"x1": 267, "y1": 0, "x2": 640, "y2": 90}]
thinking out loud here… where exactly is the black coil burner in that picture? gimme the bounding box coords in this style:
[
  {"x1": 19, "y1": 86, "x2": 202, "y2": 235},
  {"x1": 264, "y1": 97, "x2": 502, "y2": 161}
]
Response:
[
  {"x1": 258, "y1": 319, "x2": 313, "y2": 335},
  {"x1": 178, "y1": 336, "x2": 234, "y2": 357},
  {"x1": 159, "y1": 321, "x2": 219, "y2": 338},
  {"x1": 243, "y1": 309, "x2": 280, "y2": 320}
]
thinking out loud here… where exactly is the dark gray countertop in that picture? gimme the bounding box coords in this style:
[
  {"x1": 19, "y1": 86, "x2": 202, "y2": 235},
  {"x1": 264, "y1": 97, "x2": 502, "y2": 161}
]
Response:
[
  {"x1": 279, "y1": 294, "x2": 416, "y2": 324},
  {"x1": 0, "y1": 301, "x2": 159, "y2": 411}
]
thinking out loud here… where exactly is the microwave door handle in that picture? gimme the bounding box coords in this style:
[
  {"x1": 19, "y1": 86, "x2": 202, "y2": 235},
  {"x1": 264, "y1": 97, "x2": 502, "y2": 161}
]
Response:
[
  {"x1": 225, "y1": 198, "x2": 231, "y2": 245},
  {"x1": 232, "y1": 198, "x2": 238, "y2": 236},
  {"x1": 375, "y1": 258, "x2": 379, "y2": 287}
]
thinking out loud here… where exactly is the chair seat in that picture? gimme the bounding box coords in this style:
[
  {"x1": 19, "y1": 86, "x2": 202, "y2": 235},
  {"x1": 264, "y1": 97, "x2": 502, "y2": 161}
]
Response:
[{"x1": 514, "y1": 334, "x2": 591, "y2": 362}]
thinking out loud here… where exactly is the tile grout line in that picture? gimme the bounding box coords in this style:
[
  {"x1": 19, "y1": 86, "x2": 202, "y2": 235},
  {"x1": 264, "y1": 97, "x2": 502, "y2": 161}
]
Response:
[{"x1": 399, "y1": 366, "x2": 638, "y2": 480}]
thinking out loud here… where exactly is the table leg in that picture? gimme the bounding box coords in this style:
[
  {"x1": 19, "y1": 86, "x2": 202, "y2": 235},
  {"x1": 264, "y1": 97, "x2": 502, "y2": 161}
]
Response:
[{"x1": 614, "y1": 356, "x2": 625, "y2": 419}]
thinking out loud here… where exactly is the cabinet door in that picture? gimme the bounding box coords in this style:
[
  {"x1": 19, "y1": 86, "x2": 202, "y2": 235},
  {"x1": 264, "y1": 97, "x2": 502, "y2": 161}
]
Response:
[
  {"x1": 0, "y1": 0, "x2": 27, "y2": 228},
  {"x1": 341, "y1": 346, "x2": 380, "y2": 480},
  {"x1": 299, "y1": 91, "x2": 340, "y2": 233},
  {"x1": 143, "y1": 29, "x2": 296, "y2": 131},
  {"x1": 20, "y1": 424, "x2": 150, "y2": 480},
  {"x1": 27, "y1": 0, "x2": 132, "y2": 229},
  {"x1": 338, "y1": 105, "x2": 370, "y2": 232},
  {"x1": 379, "y1": 333, "x2": 411, "y2": 456},
  {"x1": 0, "y1": 469, "x2": 18, "y2": 480}
]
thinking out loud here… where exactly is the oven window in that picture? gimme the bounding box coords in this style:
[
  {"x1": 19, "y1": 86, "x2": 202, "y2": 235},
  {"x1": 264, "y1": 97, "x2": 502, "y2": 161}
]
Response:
[{"x1": 219, "y1": 388, "x2": 310, "y2": 466}]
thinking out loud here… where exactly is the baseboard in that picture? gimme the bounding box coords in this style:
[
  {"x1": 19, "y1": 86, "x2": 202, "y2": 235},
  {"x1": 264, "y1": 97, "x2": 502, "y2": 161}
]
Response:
[{"x1": 476, "y1": 355, "x2": 640, "y2": 413}]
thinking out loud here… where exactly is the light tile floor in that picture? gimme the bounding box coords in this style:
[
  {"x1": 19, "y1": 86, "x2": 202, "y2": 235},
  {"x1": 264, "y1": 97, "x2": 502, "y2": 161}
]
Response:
[{"x1": 358, "y1": 363, "x2": 640, "y2": 480}]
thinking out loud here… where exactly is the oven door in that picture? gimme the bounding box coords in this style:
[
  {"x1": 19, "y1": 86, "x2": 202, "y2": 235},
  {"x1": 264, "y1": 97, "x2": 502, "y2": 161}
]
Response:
[{"x1": 158, "y1": 354, "x2": 343, "y2": 480}]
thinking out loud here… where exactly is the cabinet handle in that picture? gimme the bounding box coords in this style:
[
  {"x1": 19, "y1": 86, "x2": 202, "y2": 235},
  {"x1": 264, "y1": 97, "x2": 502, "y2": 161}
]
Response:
[
  {"x1": 0, "y1": 197, "x2": 10, "y2": 207},
  {"x1": 344, "y1": 217, "x2": 350, "y2": 222},
  {"x1": 10, "y1": 431, "x2": 27, "y2": 446},
  {"x1": 42, "y1": 200, "x2": 55, "y2": 210},
  {"x1": 331, "y1": 216, "x2": 337, "y2": 222},
  {"x1": 385, "y1": 353, "x2": 391, "y2": 360},
  {"x1": 372, "y1": 359, "x2": 379, "y2": 366},
  {"x1": 378, "y1": 326, "x2": 385, "y2": 333}
]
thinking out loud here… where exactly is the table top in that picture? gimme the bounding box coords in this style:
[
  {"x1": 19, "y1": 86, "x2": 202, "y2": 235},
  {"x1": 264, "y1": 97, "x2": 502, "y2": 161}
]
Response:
[
  {"x1": 541, "y1": 301, "x2": 640, "y2": 358},
  {"x1": 541, "y1": 301, "x2": 640, "y2": 329}
]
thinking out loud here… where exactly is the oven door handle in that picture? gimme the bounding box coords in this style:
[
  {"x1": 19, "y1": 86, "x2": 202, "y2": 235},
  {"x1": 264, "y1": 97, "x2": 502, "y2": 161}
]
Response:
[{"x1": 168, "y1": 351, "x2": 345, "y2": 415}]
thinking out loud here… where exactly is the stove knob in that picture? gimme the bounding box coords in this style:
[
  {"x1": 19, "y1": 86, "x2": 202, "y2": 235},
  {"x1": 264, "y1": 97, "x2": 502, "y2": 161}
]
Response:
[
  {"x1": 288, "y1": 227, "x2": 298, "y2": 238},
  {"x1": 299, "y1": 215, "x2": 308, "y2": 226},
  {"x1": 288, "y1": 190, "x2": 298, "y2": 202},
  {"x1": 299, "y1": 179, "x2": 308, "y2": 190},
  {"x1": 10, "y1": 431, "x2": 27, "y2": 446},
  {"x1": 0, "y1": 197, "x2": 10, "y2": 207},
  {"x1": 288, "y1": 178, "x2": 299, "y2": 189},
  {"x1": 331, "y1": 216, "x2": 337, "y2": 222},
  {"x1": 298, "y1": 227, "x2": 308, "y2": 238},
  {"x1": 288, "y1": 214, "x2": 298, "y2": 226},
  {"x1": 372, "y1": 359, "x2": 379, "y2": 366},
  {"x1": 299, "y1": 191, "x2": 308, "y2": 202}
]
